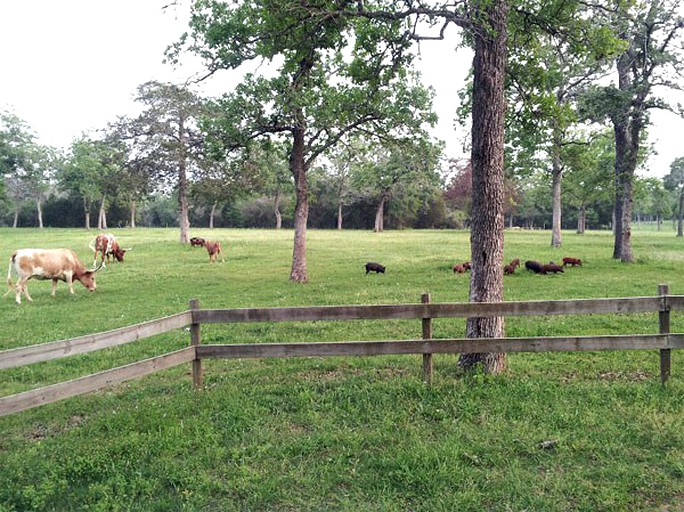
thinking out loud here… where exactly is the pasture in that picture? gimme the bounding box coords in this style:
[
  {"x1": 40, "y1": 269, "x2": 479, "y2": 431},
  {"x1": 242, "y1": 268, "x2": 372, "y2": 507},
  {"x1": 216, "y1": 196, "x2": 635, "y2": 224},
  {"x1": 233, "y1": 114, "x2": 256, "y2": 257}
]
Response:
[{"x1": 1, "y1": 227, "x2": 684, "y2": 511}]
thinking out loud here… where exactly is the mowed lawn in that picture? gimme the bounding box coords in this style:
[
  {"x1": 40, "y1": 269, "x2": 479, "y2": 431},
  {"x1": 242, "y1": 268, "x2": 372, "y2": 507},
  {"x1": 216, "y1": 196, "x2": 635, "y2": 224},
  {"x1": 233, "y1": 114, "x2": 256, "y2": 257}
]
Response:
[{"x1": 1, "y1": 227, "x2": 684, "y2": 511}]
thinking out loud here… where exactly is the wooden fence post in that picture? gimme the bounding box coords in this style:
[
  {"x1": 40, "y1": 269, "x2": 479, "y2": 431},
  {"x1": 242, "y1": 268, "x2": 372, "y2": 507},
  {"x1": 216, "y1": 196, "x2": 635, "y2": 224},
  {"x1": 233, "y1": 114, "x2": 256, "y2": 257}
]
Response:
[
  {"x1": 189, "y1": 298, "x2": 203, "y2": 389},
  {"x1": 658, "y1": 284, "x2": 671, "y2": 386},
  {"x1": 421, "y1": 293, "x2": 433, "y2": 385}
]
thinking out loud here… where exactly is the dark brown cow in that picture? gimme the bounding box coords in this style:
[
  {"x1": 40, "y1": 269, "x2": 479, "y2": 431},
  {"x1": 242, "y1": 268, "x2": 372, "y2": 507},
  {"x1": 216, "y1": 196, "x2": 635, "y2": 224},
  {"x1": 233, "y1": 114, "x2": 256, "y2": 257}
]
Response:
[
  {"x1": 541, "y1": 262, "x2": 564, "y2": 274},
  {"x1": 453, "y1": 263, "x2": 465, "y2": 274},
  {"x1": 5, "y1": 249, "x2": 102, "y2": 304},
  {"x1": 365, "y1": 262, "x2": 386, "y2": 274},
  {"x1": 89, "y1": 233, "x2": 127, "y2": 267},
  {"x1": 205, "y1": 241, "x2": 225, "y2": 263},
  {"x1": 190, "y1": 237, "x2": 206, "y2": 247},
  {"x1": 525, "y1": 260, "x2": 544, "y2": 274}
]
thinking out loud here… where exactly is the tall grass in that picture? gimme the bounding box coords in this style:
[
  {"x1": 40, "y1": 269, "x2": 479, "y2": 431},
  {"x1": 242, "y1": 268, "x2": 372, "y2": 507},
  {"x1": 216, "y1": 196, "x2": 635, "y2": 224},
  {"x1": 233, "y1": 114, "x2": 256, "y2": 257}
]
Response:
[{"x1": 1, "y1": 227, "x2": 684, "y2": 511}]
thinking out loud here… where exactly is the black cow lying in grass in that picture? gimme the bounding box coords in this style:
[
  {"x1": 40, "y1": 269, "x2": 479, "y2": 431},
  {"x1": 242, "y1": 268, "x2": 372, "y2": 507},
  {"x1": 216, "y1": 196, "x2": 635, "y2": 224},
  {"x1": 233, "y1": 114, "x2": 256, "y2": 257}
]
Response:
[{"x1": 365, "y1": 262, "x2": 386, "y2": 274}]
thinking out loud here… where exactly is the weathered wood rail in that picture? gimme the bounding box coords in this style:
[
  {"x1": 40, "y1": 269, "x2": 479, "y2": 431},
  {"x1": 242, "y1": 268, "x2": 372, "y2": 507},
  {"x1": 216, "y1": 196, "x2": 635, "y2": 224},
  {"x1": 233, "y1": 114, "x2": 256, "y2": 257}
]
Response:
[{"x1": 0, "y1": 285, "x2": 680, "y2": 417}]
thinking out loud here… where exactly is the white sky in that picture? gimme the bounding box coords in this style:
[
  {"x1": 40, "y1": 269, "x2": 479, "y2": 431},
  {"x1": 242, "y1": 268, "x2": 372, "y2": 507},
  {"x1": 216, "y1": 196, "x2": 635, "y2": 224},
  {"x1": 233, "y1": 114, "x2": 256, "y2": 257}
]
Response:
[{"x1": 1, "y1": 1, "x2": 683, "y2": 177}]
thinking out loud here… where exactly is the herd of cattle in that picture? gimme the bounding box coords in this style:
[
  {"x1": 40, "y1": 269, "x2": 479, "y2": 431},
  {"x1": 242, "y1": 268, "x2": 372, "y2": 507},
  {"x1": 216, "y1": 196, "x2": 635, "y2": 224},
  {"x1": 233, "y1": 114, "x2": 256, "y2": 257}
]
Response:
[
  {"x1": 4, "y1": 233, "x2": 225, "y2": 304},
  {"x1": 366, "y1": 256, "x2": 582, "y2": 278},
  {"x1": 4, "y1": 231, "x2": 583, "y2": 304},
  {"x1": 452, "y1": 256, "x2": 582, "y2": 275}
]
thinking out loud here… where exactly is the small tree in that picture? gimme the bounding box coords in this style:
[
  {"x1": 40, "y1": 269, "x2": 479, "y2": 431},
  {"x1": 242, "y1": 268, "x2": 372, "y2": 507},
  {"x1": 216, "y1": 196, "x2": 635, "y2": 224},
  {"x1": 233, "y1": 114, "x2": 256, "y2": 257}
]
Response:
[
  {"x1": 59, "y1": 137, "x2": 109, "y2": 230},
  {"x1": 174, "y1": 1, "x2": 436, "y2": 282},
  {"x1": 115, "y1": 81, "x2": 208, "y2": 243}
]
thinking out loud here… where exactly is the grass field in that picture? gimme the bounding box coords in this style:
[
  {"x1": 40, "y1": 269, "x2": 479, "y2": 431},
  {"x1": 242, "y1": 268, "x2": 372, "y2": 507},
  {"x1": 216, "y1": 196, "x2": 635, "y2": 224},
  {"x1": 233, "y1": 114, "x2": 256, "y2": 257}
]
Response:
[{"x1": 1, "y1": 227, "x2": 684, "y2": 511}]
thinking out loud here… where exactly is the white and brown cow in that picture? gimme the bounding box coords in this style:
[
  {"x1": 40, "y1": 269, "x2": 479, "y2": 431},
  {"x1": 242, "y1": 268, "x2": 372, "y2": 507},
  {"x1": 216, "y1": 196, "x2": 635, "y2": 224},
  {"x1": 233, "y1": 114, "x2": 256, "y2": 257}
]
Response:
[
  {"x1": 5, "y1": 249, "x2": 102, "y2": 304},
  {"x1": 89, "y1": 233, "x2": 126, "y2": 268}
]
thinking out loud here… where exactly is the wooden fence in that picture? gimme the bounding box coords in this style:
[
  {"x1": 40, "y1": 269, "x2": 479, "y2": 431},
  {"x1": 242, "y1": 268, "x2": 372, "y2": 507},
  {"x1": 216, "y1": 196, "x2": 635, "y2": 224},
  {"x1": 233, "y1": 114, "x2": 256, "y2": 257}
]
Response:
[{"x1": 1, "y1": 284, "x2": 682, "y2": 417}]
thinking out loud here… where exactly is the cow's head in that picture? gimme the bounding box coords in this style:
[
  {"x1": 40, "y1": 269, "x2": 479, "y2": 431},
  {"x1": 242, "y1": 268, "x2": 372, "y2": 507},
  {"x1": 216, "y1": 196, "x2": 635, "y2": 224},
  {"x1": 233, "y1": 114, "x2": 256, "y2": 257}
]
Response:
[
  {"x1": 112, "y1": 247, "x2": 126, "y2": 262},
  {"x1": 78, "y1": 261, "x2": 104, "y2": 291}
]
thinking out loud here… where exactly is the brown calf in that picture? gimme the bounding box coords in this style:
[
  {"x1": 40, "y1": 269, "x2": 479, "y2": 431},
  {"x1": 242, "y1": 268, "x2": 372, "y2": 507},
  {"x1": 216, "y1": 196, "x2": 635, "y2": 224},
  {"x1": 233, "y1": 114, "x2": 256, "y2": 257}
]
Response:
[
  {"x1": 504, "y1": 258, "x2": 521, "y2": 275},
  {"x1": 205, "y1": 241, "x2": 225, "y2": 263},
  {"x1": 562, "y1": 257, "x2": 582, "y2": 267}
]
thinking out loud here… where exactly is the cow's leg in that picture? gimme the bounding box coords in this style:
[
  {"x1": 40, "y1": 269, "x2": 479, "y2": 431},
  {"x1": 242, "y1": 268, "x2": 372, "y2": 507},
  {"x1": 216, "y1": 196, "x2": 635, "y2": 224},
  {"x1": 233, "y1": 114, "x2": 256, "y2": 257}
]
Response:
[
  {"x1": 17, "y1": 277, "x2": 32, "y2": 303},
  {"x1": 65, "y1": 272, "x2": 75, "y2": 294},
  {"x1": 51, "y1": 279, "x2": 59, "y2": 296}
]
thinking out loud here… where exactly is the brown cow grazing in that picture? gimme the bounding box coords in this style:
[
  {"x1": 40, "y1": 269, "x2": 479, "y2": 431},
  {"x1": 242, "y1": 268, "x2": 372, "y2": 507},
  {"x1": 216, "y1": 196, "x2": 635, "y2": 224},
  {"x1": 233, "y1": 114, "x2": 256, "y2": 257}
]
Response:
[
  {"x1": 504, "y1": 258, "x2": 521, "y2": 275},
  {"x1": 205, "y1": 241, "x2": 225, "y2": 263},
  {"x1": 453, "y1": 263, "x2": 465, "y2": 274},
  {"x1": 365, "y1": 262, "x2": 386, "y2": 274},
  {"x1": 562, "y1": 257, "x2": 582, "y2": 267},
  {"x1": 190, "y1": 237, "x2": 206, "y2": 247},
  {"x1": 5, "y1": 249, "x2": 102, "y2": 304},
  {"x1": 89, "y1": 233, "x2": 127, "y2": 268},
  {"x1": 541, "y1": 262, "x2": 564, "y2": 274},
  {"x1": 525, "y1": 260, "x2": 544, "y2": 274}
]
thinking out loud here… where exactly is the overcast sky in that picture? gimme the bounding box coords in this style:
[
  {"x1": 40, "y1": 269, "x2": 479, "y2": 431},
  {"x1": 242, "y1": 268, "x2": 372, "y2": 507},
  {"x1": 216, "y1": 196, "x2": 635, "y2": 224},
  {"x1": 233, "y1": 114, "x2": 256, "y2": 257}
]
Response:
[{"x1": 1, "y1": 1, "x2": 683, "y2": 177}]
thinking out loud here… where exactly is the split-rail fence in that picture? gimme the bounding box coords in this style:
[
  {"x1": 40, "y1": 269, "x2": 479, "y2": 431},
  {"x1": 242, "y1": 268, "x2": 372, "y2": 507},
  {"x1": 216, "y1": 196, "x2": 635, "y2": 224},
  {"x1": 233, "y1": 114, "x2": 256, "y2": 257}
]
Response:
[{"x1": 1, "y1": 284, "x2": 682, "y2": 417}]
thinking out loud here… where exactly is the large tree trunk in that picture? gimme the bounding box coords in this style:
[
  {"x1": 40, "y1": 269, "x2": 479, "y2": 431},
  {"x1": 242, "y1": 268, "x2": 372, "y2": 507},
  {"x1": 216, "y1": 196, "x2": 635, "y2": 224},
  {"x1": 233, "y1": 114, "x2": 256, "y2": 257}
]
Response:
[
  {"x1": 130, "y1": 201, "x2": 137, "y2": 229},
  {"x1": 458, "y1": 0, "x2": 508, "y2": 374},
  {"x1": 274, "y1": 190, "x2": 282, "y2": 230},
  {"x1": 576, "y1": 205, "x2": 586, "y2": 234},
  {"x1": 178, "y1": 118, "x2": 190, "y2": 244},
  {"x1": 36, "y1": 196, "x2": 44, "y2": 228},
  {"x1": 98, "y1": 196, "x2": 107, "y2": 230},
  {"x1": 677, "y1": 191, "x2": 683, "y2": 237},
  {"x1": 210, "y1": 202, "x2": 217, "y2": 229},
  {"x1": 374, "y1": 197, "x2": 385, "y2": 232},
  {"x1": 612, "y1": 50, "x2": 642, "y2": 263},
  {"x1": 83, "y1": 198, "x2": 91, "y2": 230},
  {"x1": 290, "y1": 126, "x2": 309, "y2": 283},
  {"x1": 550, "y1": 133, "x2": 562, "y2": 247}
]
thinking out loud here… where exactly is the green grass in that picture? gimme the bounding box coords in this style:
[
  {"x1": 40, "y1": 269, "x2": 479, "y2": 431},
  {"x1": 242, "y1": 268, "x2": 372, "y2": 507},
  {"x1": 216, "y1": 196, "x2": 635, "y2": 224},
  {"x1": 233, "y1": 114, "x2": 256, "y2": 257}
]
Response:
[{"x1": 1, "y1": 227, "x2": 684, "y2": 511}]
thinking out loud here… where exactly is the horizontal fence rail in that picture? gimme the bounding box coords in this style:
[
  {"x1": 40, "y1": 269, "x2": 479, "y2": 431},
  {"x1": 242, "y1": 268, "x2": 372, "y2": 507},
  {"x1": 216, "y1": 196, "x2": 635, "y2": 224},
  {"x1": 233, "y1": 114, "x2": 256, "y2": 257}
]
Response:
[
  {"x1": 0, "y1": 348, "x2": 196, "y2": 417},
  {"x1": 193, "y1": 296, "x2": 669, "y2": 325},
  {"x1": 0, "y1": 312, "x2": 192, "y2": 371},
  {"x1": 195, "y1": 333, "x2": 684, "y2": 360},
  {"x1": 1, "y1": 287, "x2": 683, "y2": 417}
]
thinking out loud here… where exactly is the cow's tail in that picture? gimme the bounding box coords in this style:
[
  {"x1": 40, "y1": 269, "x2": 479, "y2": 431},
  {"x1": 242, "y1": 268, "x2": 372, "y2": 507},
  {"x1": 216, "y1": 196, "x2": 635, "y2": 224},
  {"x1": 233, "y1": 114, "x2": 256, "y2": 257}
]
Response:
[{"x1": 4, "y1": 251, "x2": 17, "y2": 297}]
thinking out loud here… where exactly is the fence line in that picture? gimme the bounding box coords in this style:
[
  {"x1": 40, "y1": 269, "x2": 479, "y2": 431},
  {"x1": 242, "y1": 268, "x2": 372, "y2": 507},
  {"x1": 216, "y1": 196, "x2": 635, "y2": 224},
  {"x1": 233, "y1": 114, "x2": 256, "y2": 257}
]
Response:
[
  {"x1": 0, "y1": 312, "x2": 192, "y2": 371},
  {"x1": 0, "y1": 285, "x2": 681, "y2": 417},
  {"x1": 0, "y1": 348, "x2": 196, "y2": 417}
]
